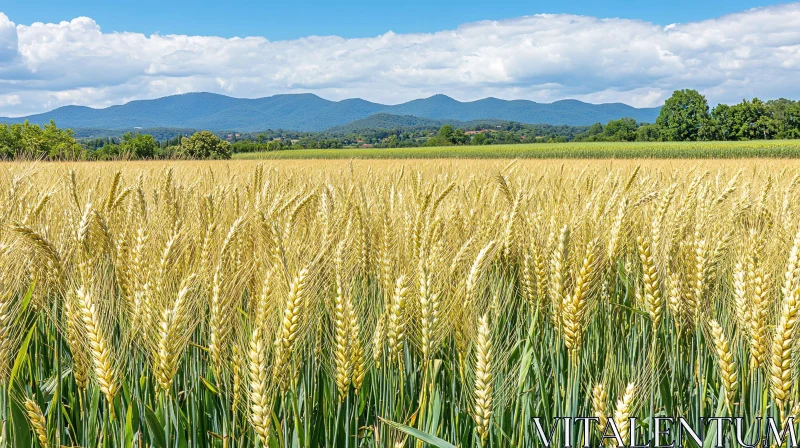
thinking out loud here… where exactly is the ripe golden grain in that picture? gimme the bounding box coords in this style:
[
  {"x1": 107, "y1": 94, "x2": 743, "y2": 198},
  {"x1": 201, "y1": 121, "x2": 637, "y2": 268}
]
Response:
[
  {"x1": 1, "y1": 160, "x2": 799, "y2": 446},
  {"x1": 472, "y1": 313, "x2": 493, "y2": 444},
  {"x1": 24, "y1": 397, "x2": 48, "y2": 448},
  {"x1": 708, "y1": 319, "x2": 738, "y2": 409}
]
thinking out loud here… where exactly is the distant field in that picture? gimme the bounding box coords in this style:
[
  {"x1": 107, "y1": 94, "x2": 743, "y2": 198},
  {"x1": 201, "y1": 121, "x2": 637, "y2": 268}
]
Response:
[{"x1": 233, "y1": 139, "x2": 800, "y2": 159}]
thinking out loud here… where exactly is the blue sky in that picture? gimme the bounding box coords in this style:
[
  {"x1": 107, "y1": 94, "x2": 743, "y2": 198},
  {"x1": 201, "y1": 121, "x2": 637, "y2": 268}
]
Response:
[
  {"x1": 1, "y1": 2, "x2": 799, "y2": 116},
  {"x1": 0, "y1": 0, "x2": 788, "y2": 40}
]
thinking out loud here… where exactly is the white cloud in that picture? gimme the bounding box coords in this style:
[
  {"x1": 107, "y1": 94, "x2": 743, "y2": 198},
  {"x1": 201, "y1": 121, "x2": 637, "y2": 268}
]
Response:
[
  {"x1": 0, "y1": 94, "x2": 20, "y2": 107},
  {"x1": 1, "y1": 4, "x2": 800, "y2": 116},
  {"x1": 0, "y1": 13, "x2": 19, "y2": 64}
]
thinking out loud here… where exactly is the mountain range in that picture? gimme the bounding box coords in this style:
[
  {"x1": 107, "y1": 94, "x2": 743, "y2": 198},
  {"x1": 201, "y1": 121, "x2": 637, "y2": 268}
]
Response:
[{"x1": 0, "y1": 92, "x2": 661, "y2": 132}]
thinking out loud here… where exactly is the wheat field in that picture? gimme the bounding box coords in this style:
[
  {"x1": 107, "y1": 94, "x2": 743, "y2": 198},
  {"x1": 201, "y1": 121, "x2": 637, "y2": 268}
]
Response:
[
  {"x1": 233, "y1": 140, "x2": 800, "y2": 160},
  {"x1": 1, "y1": 159, "x2": 800, "y2": 447}
]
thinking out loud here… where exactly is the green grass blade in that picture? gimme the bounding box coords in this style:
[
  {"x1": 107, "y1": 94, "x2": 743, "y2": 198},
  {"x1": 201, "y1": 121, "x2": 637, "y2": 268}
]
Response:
[{"x1": 379, "y1": 418, "x2": 458, "y2": 448}]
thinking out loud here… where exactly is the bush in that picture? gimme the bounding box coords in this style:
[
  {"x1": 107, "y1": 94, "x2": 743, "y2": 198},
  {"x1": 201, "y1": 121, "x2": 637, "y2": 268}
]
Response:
[{"x1": 178, "y1": 131, "x2": 232, "y2": 159}]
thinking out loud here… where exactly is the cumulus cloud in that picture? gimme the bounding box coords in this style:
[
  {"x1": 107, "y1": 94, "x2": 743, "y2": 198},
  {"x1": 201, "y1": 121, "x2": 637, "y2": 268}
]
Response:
[
  {"x1": 0, "y1": 13, "x2": 19, "y2": 63},
  {"x1": 1, "y1": 4, "x2": 800, "y2": 116}
]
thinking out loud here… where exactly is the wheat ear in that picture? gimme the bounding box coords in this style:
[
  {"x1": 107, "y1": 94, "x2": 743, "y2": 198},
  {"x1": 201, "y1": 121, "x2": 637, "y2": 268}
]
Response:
[
  {"x1": 372, "y1": 314, "x2": 385, "y2": 369},
  {"x1": 472, "y1": 313, "x2": 493, "y2": 444},
  {"x1": 614, "y1": 383, "x2": 635, "y2": 445},
  {"x1": 709, "y1": 319, "x2": 738, "y2": 410},
  {"x1": 549, "y1": 225, "x2": 569, "y2": 329},
  {"x1": 0, "y1": 290, "x2": 20, "y2": 384},
  {"x1": 386, "y1": 275, "x2": 408, "y2": 364},
  {"x1": 273, "y1": 268, "x2": 309, "y2": 390},
  {"x1": 247, "y1": 271, "x2": 274, "y2": 445},
  {"x1": 64, "y1": 293, "x2": 89, "y2": 390},
  {"x1": 248, "y1": 313, "x2": 272, "y2": 445},
  {"x1": 592, "y1": 382, "x2": 609, "y2": 445},
  {"x1": 333, "y1": 273, "x2": 352, "y2": 399},
  {"x1": 349, "y1": 309, "x2": 366, "y2": 393},
  {"x1": 638, "y1": 237, "x2": 663, "y2": 330},
  {"x1": 690, "y1": 235, "x2": 709, "y2": 326},
  {"x1": 749, "y1": 268, "x2": 770, "y2": 369},
  {"x1": 563, "y1": 239, "x2": 597, "y2": 359},
  {"x1": 418, "y1": 256, "x2": 438, "y2": 361},
  {"x1": 76, "y1": 286, "x2": 118, "y2": 406},
  {"x1": 24, "y1": 398, "x2": 48, "y2": 448},
  {"x1": 155, "y1": 277, "x2": 195, "y2": 392},
  {"x1": 770, "y1": 286, "x2": 799, "y2": 414},
  {"x1": 732, "y1": 257, "x2": 751, "y2": 337}
]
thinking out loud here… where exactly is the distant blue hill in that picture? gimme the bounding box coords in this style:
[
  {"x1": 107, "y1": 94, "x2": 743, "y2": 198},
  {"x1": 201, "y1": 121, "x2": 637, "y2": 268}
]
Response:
[{"x1": 0, "y1": 92, "x2": 661, "y2": 132}]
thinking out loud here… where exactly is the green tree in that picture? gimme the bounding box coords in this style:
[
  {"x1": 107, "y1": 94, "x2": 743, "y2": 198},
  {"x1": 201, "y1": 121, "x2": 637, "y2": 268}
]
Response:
[
  {"x1": 119, "y1": 133, "x2": 158, "y2": 159},
  {"x1": 635, "y1": 124, "x2": 661, "y2": 142},
  {"x1": 602, "y1": 117, "x2": 638, "y2": 141},
  {"x1": 708, "y1": 104, "x2": 732, "y2": 140},
  {"x1": 41, "y1": 121, "x2": 83, "y2": 159},
  {"x1": 385, "y1": 135, "x2": 400, "y2": 148},
  {"x1": 178, "y1": 131, "x2": 232, "y2": 159},
  {"x1": 93, "y1": 143, "x2": 121, "y2": 160},
  {"x1": 656, "y1": 89, "x2": 711, "y2": 141},
  {"x1": 587, "y1": 122, "x2": 604, "y2": 136},
  {"x1": 731, "y1": 98, "x2": 774, "y2": 140},
  {"x1": 573, "y1": 122, "x2": 604, "y2": 141},
  {"x1": 0, "y1": 120, "x2": 83, "y2": 159},
  {"x1": 437, "y1": 124, "x2": 455, "y2": 144},
  {"x1": 450, "y1": 128, "x2": 468, "y2": 145},
  {"x1": 767, "y1": 99, "x2": 800, "y2": 139}
]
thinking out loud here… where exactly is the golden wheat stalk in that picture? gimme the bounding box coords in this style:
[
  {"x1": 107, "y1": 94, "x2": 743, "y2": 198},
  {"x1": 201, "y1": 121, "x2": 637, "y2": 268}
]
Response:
[
  {"x1": 667, "y1": 269, "x2": 683, "y2": 331},
  {"x1": 592, "y1": 383, "x2": 608, "y2": 435},
  {"x1": 607, "y1": 197, "x2": 628, "y2": 262},
  {"x1": 349, "y1": 310, "x2": 366, "y2": 393},
  {"x1": 76, "y1": 286, "x2": 118, "y2": 406},
  {"x1": 333, "y1": 273, "x2": 352, "y2": 399},
  {"x1": 466, "y1": 240, "x2": 496, "y2": 306},
  {"x1": 155, "y1": 276, "x2": 195, "y2": 392},
  {"x1": 248, "y1": 312, "x2": 272, "y2": 445},
  {"x1": 472, "y1": 313, "x2": 493, "y2": 444},
  {"x1": 689, "y1": 234, "x2": 709, "y2": 326},
  {"x1": 386, "y1": 275, "x2": 408, "y2": 363},
  {"x1": 0, "y1": 289, "x2": 20, "y2": 384},
  {"x1": 781, "y1": 225, "x2": 800, "y2": 300},
  {"x1": 563, "y1": 239, "x2": 597, "y2": 359},
  {"x1": 651, "y1": 183, "x2": 677, "y2": 250},
  {"x1": 770, "y1": 285, "x2": 799, "y2": 414},
  {"x1": 273, "y1": 268, "x2": 309, "y2": 390},
  {"x1": 521, "y1": 250, "x2": 536, "y2": 310},
  {"x1": 732, "y1": 256, "x2": 751, "y2": 337},
  {"x1": 24, "y1": 398, "x2": 48, "y2": 448},
  {"x1": 549, "y1": 225, "x2": 569, "y2": 329},
  {"x1": 418, "y1": 256, "x2": 439, "y2": 361},
  {"x1": 10, "y1": 222, "x2": 61, "y2": 270},
  {"x1": 708, "y1": 319, "x2": 738, "y2": 410},
  {"x1": 614, "y1": 383, "x2": 636, "y2": 445},
  {"x1": 372, "y1": 314, "x2": 385, "y2": 369},
  {"x1": 378, "y1": 211, "x2": 394, "y2": 292},
  {"x1": 638, "y1": 237, "x2": 663, "y2": 330},
  {"x1": 749, "y1": 266, "x2": 770, "y2": 369},
  {"x1": 207, "y1": 269, "x2": 227, "y2": 373},
  {"x1": 64, "y1": 292, "x2": 89, "y2": 390}
]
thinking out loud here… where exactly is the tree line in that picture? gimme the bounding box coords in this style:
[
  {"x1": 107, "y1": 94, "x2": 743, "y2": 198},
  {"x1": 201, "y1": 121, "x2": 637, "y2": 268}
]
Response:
[
  {"x1": 0, "y1": 122, "x2": 232, "y2": 160},
  {"x1": 575, "y1": 90, "x2": 800, "y2": 143}
]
